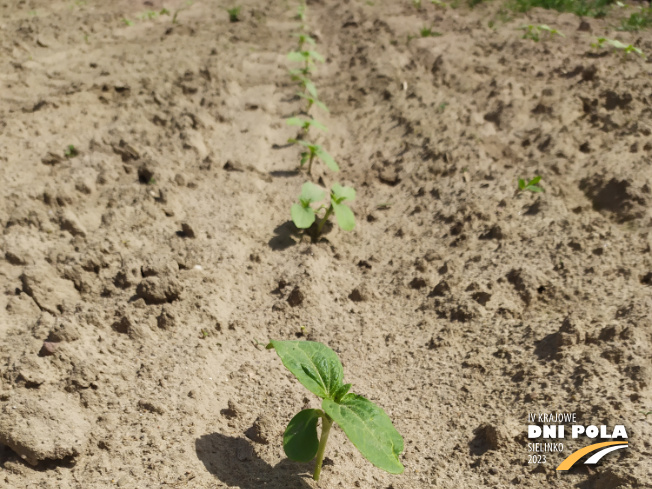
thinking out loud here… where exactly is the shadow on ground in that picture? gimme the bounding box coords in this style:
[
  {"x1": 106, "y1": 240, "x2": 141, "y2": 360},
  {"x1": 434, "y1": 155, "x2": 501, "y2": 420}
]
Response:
[{"x1": 195, "y1": 433, "x2": 312, "y2": 489}]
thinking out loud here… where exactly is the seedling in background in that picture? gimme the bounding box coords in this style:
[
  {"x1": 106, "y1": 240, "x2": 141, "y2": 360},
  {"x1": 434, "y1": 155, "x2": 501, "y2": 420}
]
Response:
[
  {"x1": 291, "y1": 182, "x2": 355, "y2": 235},
  {"x1": 288, "y1": 49, "x2": 324, "y2": 77},
  {"x1": 267, "y1": 341, "x2": 403, "y2": 481},
  {"x1": 290, "y1": 72, "x2": 318, "y2": 98},
  {"x1": 413, "y1": 0, "x2": 422, "y2": 9},
  {"x1": 226, "y1": 6, "x2": 241, "y2": 22},
  {"x1": 518, "y1": 176, "x2": 543, "y2": 193},
  {"x1": 286, "y1": 117, "x2": 327, "y2": 136},
  {"x1": 297, "y1": 1, "x2": 306, "y2": 21},
  {"x1": 619, "y1": 7, "x2": 652, "y2": 31},
  {"x1": 520, "y1": 24, "x2": 564, "y2": 41},
  {"x1": 420, "y1": 27, "x2": 442, "y2": 37},
  {"x1": 592, "y1": 37, "x2": 646, "y2": 58},
  {"x1": 297, "y1": 92, "x2": 329, "y2": 113},
  {"x1": 293, "y1": 32, "x2": 316, "y2": 50},
  {"x1": 64, "y1": 144, "x2": 78, "y2": 158},
  {"x1": 296, "y1": 141, "x2": 338, "y2": 174}
]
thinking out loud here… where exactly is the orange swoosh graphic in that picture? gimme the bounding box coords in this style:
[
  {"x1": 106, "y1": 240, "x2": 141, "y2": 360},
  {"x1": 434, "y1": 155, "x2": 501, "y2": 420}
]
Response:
[{"x1": 556, "y1": 441, "x2": 628, "y2": 470}]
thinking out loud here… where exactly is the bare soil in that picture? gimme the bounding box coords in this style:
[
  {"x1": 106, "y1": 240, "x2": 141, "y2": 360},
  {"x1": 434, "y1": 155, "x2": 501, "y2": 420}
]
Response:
[{"x1": 1, "y1": 0, "x2": 651, "y2": 488}]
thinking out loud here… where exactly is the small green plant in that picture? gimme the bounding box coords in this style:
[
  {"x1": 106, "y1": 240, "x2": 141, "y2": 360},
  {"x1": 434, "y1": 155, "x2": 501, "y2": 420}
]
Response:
[
  {"x1": 140, "y1": 8, "x2": 169, "y2": 20},
  {"x1": 288, "y1": 49, "x2": 324, "y2": 76},
  {"x1": 518, "y1": 176, "x2": 543, "y2": 193},
  {"x1": 520, "y1": 24, "x2": 564, "y2": 41},
  {"x1": 296, "y1": 141, "x2": 338, "y2": 174},
  {"x1": 420, "y1": 27, "x2": 442, "y2": 37},
  {"x1": 592, "y1": 37, "x2": 646, "y2": 57},
  {"x1": 290, "y1": 72, "x2": 318, "y2": 97},
  {"x1": 293, "y1": 32, "x2": 316, "y2": 50},
  {"x1": 291, "y1": 182, "x2": 355, "y2": 233},
  {"x1": 413, "y1": 0, "x2": 422, "y2": 8},
  {"x1": 64, "y1": 145, "x2": 78, "y2": 158},
  {"x1": 431, "y1": 0, "x2": 448, "y2": 7},
  {"x1": 297, "y1": 1, "x2": 306, "y2": 21},
  {"x1": 226, "y1": 6, "x2": 241, "y2": 22},
  {"x1": 297, "y1": 92, "x2": 329, "y2": 112},
  {"x1": 287, "y1": 116, "x2": 327, "y2": 135},
  {"x1": 122, "y1": 18, "x2": 134, "y2": 26},
  {"x1": 641, "y1": 410, "x2": 652, "y2": 417},
  {"x1": 620, "y1": 7, "x2": 652, "y2": 31},
  {"x1": 267, "y1": 340, "x2": 403, "y2": 481}
]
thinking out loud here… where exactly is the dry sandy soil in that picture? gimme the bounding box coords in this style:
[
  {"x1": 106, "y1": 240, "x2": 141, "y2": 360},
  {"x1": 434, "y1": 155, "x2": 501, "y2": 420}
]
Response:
[{"x1": 1, "y1": 0, "x2": 652, "y2": 487}]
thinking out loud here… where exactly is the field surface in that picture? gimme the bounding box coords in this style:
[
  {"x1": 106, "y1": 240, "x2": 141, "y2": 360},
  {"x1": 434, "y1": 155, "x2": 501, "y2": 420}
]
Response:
[{"x1": 1, "y1": 0, "x2": 651, "y2": 487}]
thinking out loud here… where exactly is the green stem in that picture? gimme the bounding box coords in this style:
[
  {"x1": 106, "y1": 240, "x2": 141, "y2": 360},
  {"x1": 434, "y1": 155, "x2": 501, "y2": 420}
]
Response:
[
  {"x1": 308, "y1": 151, "x2": 315, "y2": 175},
  {"x1": 316, "y1": 204, "x2": 333, "y2": 236},
  {"x1": 313, "y1": 414, "x2": 333, "y2": 481}
]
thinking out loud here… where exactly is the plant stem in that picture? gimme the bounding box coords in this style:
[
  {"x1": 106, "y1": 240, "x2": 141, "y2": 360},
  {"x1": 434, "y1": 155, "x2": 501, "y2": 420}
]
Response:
[
  {"x1": 313, "y1": 414, "x2": 333, "y2": 481},
  {"x1": 316, "y1": 204, "x2": 333, "y2": 236},
  {"x1": 308, "y1": 151, "x2": 315, "y2": 175}
]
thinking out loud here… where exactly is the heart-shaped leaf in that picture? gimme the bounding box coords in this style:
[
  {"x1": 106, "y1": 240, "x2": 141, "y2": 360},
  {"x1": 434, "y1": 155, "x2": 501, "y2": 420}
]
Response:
[
  {"x1": 322, "y1": 394, "x2": 404, "y2": 474},
  {"x1": 286, "y1": 117, "x2": 304, "y2": 127},
  {"x1": 299, "y1": 182, "x2": 325, "y2": 203},
  {"x1": 283, "y1": 409, "x2": 322, "y2": 462},
  {"x1": 287, "y1": 51, "x2": 307, "y2": 63},
  {"x1": 267, "y1": 340, "x2": 344, "y2": 399},
  {"x1": 331, "y1": 183, "x2": 355, "y2": 202},
  {"x1": 332, "y1": 201, "x2": 355, "y2": 231},
  {"x1": 292, "y1": 203, "x2": 315, "y2": 229}
]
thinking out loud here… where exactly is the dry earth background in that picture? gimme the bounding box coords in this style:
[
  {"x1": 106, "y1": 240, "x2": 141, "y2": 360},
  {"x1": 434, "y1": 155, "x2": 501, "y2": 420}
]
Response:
[{"x1": 1, "y1": 0, "x2": 652, "y2": 487}]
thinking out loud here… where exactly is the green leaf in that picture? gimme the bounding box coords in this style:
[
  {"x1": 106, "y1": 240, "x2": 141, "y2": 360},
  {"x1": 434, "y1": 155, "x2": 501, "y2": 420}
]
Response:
[
  {"x1": 283, "y1": 409, "x2": 322, "y2": 462},
  {"x1": 333, "y1": 383, "x2": 352, "y2": 403},
  {"x1": 298, "y1": 140, "x2": 317, "y2": 150},
  {"x1": 304, "y1": 79, "x2": 318, "y2": 97},
  {"x1": 518, "y1": 179, "x2": 525, "y2": 190},
  {"x1": 267, "y1": 340, "x2": 344, "y2": 399},
  {"x1": 308, "y1": 50, "x2": 325, "y2": 63},
  {"x1": 287, "y1": 51, "x2": 306, "y2": 63},
  {"x1": 332, "y1": 201, "x2": 355, "y2": 231},
  {"x1": 299, "y1": 182, "x2": 325, "y2": 203},
  {"x1": 300, "y1": 152, "x2": 309, "y2": 166},
  {"x1": 528, "y1": 176, "x2": 541, "y2": 186},
  {"x1": 286, "y1": 117, "x2": 304, "y2": 127},
  {"x1": 314, "y1": 99, "x2": 329, "y2": 112},
  {"x1": 293, "y1": 33, "x2": 316, "y2": 45},
  {"x1": 292, "y1": 203, "x2": 316, "y2": 229},
  {"x1": 309, "y1": 119, "x2": 327, "y2": 131},
  {"x1": 322, "y1": 394, "x2": 404, "y2": 474},
  {"x1": 526, "y1": 185, "x2": 543, "y2": 193},
  {"x1": 316, "y1": 148, "x2": 339, "y2": 172},
  {"x1": 331, "y1": 183, "x2": 355, "y2": 202}
]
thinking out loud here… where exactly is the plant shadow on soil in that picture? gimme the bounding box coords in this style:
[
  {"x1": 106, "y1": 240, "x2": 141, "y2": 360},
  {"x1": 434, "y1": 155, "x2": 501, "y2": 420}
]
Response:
[
  {"x1": 195, "y1": 433, "x2": 312, "y2": 489},
  {"x1": 268, "y1": 221, "x2": 299, "y2": 250}
]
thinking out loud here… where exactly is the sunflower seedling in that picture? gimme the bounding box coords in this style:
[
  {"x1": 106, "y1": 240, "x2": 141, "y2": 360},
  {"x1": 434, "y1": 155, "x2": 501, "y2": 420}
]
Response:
[
  {"x1": 288, "y1": 49, "x2": 324, "y2": 76},
  {"x1": 296, "y1": 141, "x2": 338, "y2": 175},
  {"x1": 287, "y1": 117, "x2": 327, "y2": 136},
  {"x1": 520, "y1": 24, "x2": 564, "y2": 41},
  {"x1": 64, "y1": 144, "x2": 78, "y2": 158},
  {"x1": 291, "y1": 182, "x2": 355, "y2": 235},
  {"x1": 297, "y1": 92, "x2": 329, "y2": 113},
  {"x1": 267, "y1": 340, "x2": 404, "y2": 481},
  {"x1": 289, "y1": 71, "x2": 318, "y2": 97},
  {"x1": 293, "y1": 32, "x2": 316, "y2": 50},
  {"x1": 592, "y1": 37, "x2": 645, "y2": 58},
  {"x1": 518, "y1": 176, "x2": 543, "y2": 193},
  {"x1": 226, "y1": 6, "x2": 241, "y2": 22}
]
